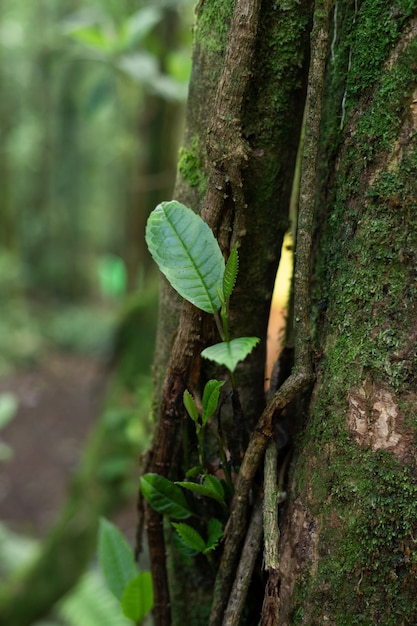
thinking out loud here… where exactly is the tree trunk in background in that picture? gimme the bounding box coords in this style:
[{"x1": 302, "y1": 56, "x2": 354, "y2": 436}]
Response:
[
  {"x1": 278, "y1": 2, "x2": 417, "y2": 623},
  {"x1": 147, "y1": 0, "x2": 313, "y2": 623}
]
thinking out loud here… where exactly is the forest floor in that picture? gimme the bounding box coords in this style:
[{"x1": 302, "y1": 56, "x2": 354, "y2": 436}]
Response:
[{"x1": 0, "y1": 352, "x2": 107, "y2": 538}]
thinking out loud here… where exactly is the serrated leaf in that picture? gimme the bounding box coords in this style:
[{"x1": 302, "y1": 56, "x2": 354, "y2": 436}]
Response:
[
  {"x1": 201, "y1": 337, "x2": 260, "y2": 373},
  {"x1": 175, "y1": 475, "x2": 225, "y2": 505},
  {"x1": 121, "y1": 572, "x2": 153, "y2": 623},
  {"x1": 183, "y1": 389, "x2": 199, "y2": 424},
  {"x1": 204, "y1": 518, "x2": 223, "y2": 554},
  {"x1": 145, "y1": 201, "x2": 225, "y2": 313},
  {"x1": 172, "y1": 528, "x2": 199, "y2": 557},
  {"x1": 140, "y1": 473, "x2": 192, "y2": 519},
  {"x1": 98, "y1": 518, "x2": 138, "y2": 601},
  {"x1": 223, "y1": 245, "x2": 239, "y2": 300},
  {"x1": 185, "y1": 465, "x2": 204, "y2": 478},
  {"x1": 201, "y1": 380, "x2": 224, "y2": 425},
  {"x1": 172, "y1": 523, "x2": 206, "y2": 554},
  {"x1": 203, "y1": 475, "x2": 225, "y2": 501}
]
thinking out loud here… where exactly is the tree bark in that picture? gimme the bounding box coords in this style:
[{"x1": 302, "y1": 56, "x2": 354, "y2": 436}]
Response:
[
  {"x1": 278, "y1": 3, "x2": 417, "y2": 623},
  {"x1": 144, "y1": 1, "x2": 313, "y2": 624}
]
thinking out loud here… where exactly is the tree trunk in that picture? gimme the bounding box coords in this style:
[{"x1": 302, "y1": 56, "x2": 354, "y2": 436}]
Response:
[
  {"x1": 145, "y1": 0, "x2": 313, "y2": 624},
  {"x1": 278, "y1": 2, "x2": 417, "y2": 623}
]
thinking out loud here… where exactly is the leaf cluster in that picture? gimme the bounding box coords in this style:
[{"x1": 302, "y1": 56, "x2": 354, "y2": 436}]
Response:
[{"x1": 140, "y1": 472, "x2": 225, "y2": 558}]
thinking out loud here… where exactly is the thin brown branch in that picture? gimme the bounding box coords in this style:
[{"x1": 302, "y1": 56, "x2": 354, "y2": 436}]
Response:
[
  {"x1": 261, "y1": 441, "x2": 280, "y2": 626},
  {"x1": 222, "y1": 493, "x2": 264, "y2": 626}
]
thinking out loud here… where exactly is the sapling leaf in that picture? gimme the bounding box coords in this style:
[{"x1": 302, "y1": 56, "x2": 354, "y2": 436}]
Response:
[
  {"x1": 98, "y1": 518, "x2": 138, "y2": 601},
  {"x1": 175, "y1": 475, "x2": 225, "y2": 505},
  {"x1": 140, "y1": 473, "x2": 192, "y2": 519},
  {"x1": 201, "y1": 337, "x2": 260, "y2": 373},
  {"x1": 223, "y1": 244, "x2": 239, "y2": 300},
  {"x1": 201, "y1": 379, "x2": 225, "y2": 425},
  {"x1": 172, "y1": 523, "x2": 206, "y2": 554},
  {"x1": 185, "y1": 465, "x2": 204, "y2": 478},
  {"x1": 172, "y1": 528, "x2": 199, "y2": 557},
  {"x1": 121, "y1": 572, "x2": 153, "y2": 623},
  {"x1": 145, "y1": 201, "x2": 225, "y2": 313},
  {"x1": 204, "y1": 518, "x2": 223, "y2": 554},
  {"x1": 183, "y1": 389, "x2": 199, "y2": 424}
]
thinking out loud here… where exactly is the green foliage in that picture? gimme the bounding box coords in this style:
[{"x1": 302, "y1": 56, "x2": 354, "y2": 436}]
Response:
[
  {"x1": 175, "y1": 474, "x2": 225, "y2": 505},
  {"x1": 201, "y1": 337, "x2": 260, "y2": 373},
  {"x1": 0, "y1": 392, "x2": 18, "y2": 462},
  {"x1": 121, "y1": 573, "x2": 153, "y2": 623},
  {"x1": 57, "y1": 570, "x2": 133, "y2": 626},
  {"x1": 172, "y1": 523, "x2": 207, "y2": 554},
  {"x1": 222, "y1": 244, "x2": 239, "y2": 300},
  {"x1": 146, "y1": 201, "x2": 225, "y2": 314},
  {"x1": 98, "y1": 518, "x2": 153, "y2": 624},
  {"x1": 183, "y1": 389, "x2": 199, "y2": 423},
  {"x1": 172, "y1": 517, "x2": 223, "y2": 557},
  {"x1": 98, "y1": 518, "x2": 138, "y2": 601},
  {"x1": 140, "y1": 473, "x2": 192, "y2": 519},
  {"x1": 201, "y1": 379, "x2": 225, "y2": 425}
]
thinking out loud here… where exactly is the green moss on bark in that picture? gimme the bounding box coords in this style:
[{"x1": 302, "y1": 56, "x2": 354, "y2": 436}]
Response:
[{"x1": 281, "y1": 3, "x2": 417, "y2": 624}]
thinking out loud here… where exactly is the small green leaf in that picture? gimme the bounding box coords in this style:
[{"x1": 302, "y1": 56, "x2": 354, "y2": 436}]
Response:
[
  {"x1": 204, "y1": 518, "x2": 223, "y2": 554},
  {"x1": 201, "y1": 380, "x2": 225, "y2": 425},
  {"x1": 201, "y1": 337, "x2": 260, "y2": 373},
  {"x1": 203, "y1": 475, "x2": 225, "y2": 501},
  {"x1": 185, "y1": 465, "x2": 204, "y2": 478},
  {"x1": 172, "y1": 523, "x2": 206, "y2": 554},
  {"x1": 145, "y1": 201, "x2": 225, "y2": 313},
  {"x1": 98, "y1": 518, "x2": 138, "y2": 601},
  {"x1": 172, "y1": 528, "x2": 199, "y2": 557},
  {"x1": 121, "y1": 572, "x2": 153, "y2": 623},
  {"x1": 175, "y1": 475, "x2": 225, "y2": 505},
  {"x1": 183, "y1": 389, "x2": 199, "y2": 424},
  {"x1": 223, "y1": 245, "x2": 239, "y2": 300},
  {"x1": 140, "y1": 473, "x2": 192, "y2": 519}
]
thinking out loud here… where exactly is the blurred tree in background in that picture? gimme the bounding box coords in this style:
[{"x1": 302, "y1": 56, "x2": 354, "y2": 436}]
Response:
[{"x1": 0, "y1": 1, "x2": 193, "y2": 624}]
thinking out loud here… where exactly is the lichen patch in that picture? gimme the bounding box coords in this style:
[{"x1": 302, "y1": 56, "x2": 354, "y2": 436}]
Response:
[{"x1": 348, "y1": 381, "x2": 412, "y2": 460}]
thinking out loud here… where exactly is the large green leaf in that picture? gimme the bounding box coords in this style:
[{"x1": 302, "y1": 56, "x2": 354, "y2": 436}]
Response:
[
  {"x1": 140, "y1": 473, "x2": 192, "y2": 519},
  {"x1": 98, "y1": 518, "x2": 138, "y2": 601},
  {"x1": 121, "y1": 572, "x2": 153, "y2": 623},
  {"x1": 201, "y1": 337, "x2": 260, "y2": 373},
  {"x1": 145, "y1": 201, "x2": 225, "y2": 313}
]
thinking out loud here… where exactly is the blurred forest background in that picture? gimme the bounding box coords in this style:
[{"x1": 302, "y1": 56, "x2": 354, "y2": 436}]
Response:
[{"x1": 0, "y1": 0, "x2": 194, "y2": 624}]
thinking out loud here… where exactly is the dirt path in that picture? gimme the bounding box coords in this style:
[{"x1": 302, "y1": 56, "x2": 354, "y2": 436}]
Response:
[{"x1": 0, "y1": 353, "x2": 106, "y2": 537}]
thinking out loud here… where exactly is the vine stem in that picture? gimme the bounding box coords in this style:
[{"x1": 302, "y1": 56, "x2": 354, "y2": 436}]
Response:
[{"x1": 208, "y1": 0, "x2": 332, "y2": 623}]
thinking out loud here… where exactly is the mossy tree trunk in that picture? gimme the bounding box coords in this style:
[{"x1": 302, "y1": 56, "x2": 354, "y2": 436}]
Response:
[
  {"x1": 145, "y1": 0, "x2": 313, "y2": 624},
  {"x1": 278, "y1": 1, "x2": 417, "y2": 623},
  {"x1": 144, "y1": 1, "x2": 417, "y2": 625}
]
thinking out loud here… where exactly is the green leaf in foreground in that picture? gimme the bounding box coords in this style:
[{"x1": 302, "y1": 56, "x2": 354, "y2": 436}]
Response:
[
  {"x1": 140, "y1": 473, "x2": 192, "y2": 519},
  {"x1": 121, "y1": 572, "x2": 153, "y2": 623},
  {"x1": 145, "y1": 200, "x2": 225, "y2": 313},
  {"x1": 98, "y1": 518, "x2": 138, "y2": 601},
  {"x1": 201, "y1": 337, "x2": 260, "y2": 373}
]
